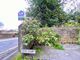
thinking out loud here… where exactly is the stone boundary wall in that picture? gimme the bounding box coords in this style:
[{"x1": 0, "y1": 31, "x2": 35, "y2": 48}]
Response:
[
  {"x1": 0, "y1": 33, "x2": 17, "y2": 39},
  {"x1": 52, "y1": 27, "x2": 79, "y2": 44}
]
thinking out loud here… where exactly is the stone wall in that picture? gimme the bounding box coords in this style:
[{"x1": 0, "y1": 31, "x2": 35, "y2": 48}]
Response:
[
  {"x1": 0, "y1": 33, "x2": 17, "y2": 39},
  {"x1": 52, "y1": 27, "x2": 79, "y2": 44}
]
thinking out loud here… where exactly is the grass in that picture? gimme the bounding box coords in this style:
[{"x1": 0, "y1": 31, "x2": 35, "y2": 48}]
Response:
[
  {"x1": 11, "y1": 53, "x2": 26, "y2": 60},
  {"x1": 53, "y1": 43, "x2": 64, "y2": 50},
  {"x1": 11, "y1": 52, "x2": 38, "y2": 60},
  {"x1": 33, "y1": 46, "x2": 43, "y2": 53}
]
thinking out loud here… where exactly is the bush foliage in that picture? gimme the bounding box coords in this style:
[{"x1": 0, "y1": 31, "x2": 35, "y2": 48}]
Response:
[
  {"x1": 65, "y1": 22, "x2": 80, "y2": 27},
  {"x1": 77, "y1": 29, "x2": 80, "y2": 44},
  {"x1": 22, "y1": 20, "x2": 63, "y2": 49},
  {"x1": 21, "y1": 19, "x2": 41, "y2": 35},
  {"x1": 22, "y1": 34, "x2": 34, "y2": 44},
  {"x1": 36, "y1": 27, "x2": 61, "y2": 46}
]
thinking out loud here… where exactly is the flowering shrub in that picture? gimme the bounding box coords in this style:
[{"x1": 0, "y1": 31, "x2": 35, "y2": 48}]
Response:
[
  {"x1": 36, "y1": 27, "x2": 61, "y2": 47},
  {"x1": 21, "y1": 19, "x2": 41, "y2": 35},
  {"x1": 22, "y1": 34, "x2": 34, "y2": 44},
  {"x1": 22, "y1": 20, "x2": 63, "y2": 49}
]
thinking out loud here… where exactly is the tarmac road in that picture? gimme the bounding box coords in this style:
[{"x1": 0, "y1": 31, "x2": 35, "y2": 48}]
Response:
[{"x1": 0, "y1": 37, "x2": 18, "y2": 60}]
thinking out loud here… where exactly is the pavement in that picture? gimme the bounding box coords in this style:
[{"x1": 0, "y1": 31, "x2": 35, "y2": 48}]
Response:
[
  {"x1": 0, "y1": 37, "x2": 18, "y2": 60},
  {"x1": 35, "y1": 44, "x2": 80, "y2": 60}
]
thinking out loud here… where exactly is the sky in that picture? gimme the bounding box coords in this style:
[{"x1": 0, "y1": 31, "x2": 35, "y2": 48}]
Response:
[
  {"x1": 0, "y1": 0, "x2": 80, "y2": 30},
  {"x1": 62, "y1": 0, "x2": 80, "y2": 13},
  {"x1": 0, "y1": 0, "x2": 27, "y2": 30}
]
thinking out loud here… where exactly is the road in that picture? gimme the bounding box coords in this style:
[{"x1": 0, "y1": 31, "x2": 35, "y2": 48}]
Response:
[{"x1": 0, "y1": 37, "x2": 18, "y2": 60}]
